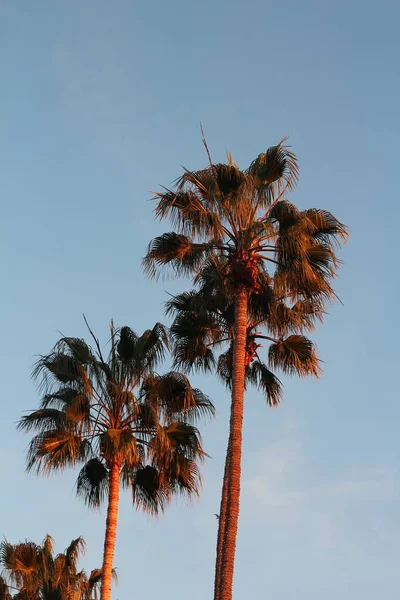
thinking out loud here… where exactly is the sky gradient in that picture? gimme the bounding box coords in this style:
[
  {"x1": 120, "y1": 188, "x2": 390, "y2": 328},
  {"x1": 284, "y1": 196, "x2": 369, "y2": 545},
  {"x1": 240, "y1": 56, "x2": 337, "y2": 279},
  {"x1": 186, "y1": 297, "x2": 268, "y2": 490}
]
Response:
[{"x1": 1, "y1": 1, "x2": 400, "y2": 598}]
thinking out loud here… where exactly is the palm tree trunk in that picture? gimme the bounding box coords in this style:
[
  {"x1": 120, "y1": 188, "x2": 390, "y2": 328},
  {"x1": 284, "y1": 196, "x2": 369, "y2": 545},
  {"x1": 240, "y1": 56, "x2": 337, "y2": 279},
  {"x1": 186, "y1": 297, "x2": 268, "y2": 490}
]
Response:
[
  {"x1": 100, "y1": 462, "x2": 120, "y2": 600},
  {"x1": 213, "y1": 439, "x2": 231, "y2": 600},
  {"x1": 219, "y1": 287, "x2": 248, "y2": 600}
]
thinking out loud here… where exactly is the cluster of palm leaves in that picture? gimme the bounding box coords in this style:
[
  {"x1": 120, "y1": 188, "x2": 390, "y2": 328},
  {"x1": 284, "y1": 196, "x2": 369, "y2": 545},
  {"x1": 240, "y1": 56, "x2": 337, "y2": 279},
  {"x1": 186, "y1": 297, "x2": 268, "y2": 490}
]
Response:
[
  {"x1": 0, "y1": 535, "x2": 113, "y2": 600},
  {"x1": 15, "y1": 139, "x2": 346, "y2": 600}
]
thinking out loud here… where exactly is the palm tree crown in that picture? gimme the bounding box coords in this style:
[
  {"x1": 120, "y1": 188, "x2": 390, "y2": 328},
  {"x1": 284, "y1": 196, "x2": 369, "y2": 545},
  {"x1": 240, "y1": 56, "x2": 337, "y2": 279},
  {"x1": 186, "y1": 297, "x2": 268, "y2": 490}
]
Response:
[
  {"x1": 144, "y1": 140, "x2": 347, "y2": 378},
  {"x1": 0, "y1": 535, "x2": 108, "y2": 600},
  {"x1": 19, "y1": 321, "x2": 213, "y2": 511}
]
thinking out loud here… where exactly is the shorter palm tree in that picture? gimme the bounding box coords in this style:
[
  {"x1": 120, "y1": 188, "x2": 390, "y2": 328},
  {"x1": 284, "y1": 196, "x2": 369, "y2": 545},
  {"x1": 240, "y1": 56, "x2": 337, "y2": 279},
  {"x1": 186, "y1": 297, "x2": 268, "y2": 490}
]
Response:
[
  {"x1": 18, "y1": 321, "x2": 214, "y2": 600},
  {"x1": 0, "y1": 535, "x2": 110, "y2": 600}
]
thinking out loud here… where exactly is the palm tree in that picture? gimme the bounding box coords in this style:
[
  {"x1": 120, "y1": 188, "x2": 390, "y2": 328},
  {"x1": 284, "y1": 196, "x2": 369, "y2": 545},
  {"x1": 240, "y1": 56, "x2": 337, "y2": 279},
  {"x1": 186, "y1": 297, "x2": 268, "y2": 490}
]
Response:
[
  {"x1": 0, "y1": 534, "x2": 108, "y2": 600},
  {"x1": 144, "y1": 139, "x2": 347, "y2": 600},
  {"x1": 18, "y1": 322, "x2": 214, "y2": 600},
  {"x1": 165, "y1": 258, "x2": 322, "y2": 598}
]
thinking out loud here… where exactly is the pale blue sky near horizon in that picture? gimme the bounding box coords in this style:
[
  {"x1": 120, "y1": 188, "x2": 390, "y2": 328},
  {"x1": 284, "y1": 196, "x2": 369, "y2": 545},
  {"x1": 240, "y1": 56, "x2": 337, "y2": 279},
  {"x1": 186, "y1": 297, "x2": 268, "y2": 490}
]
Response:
[{"x1": 1, "y1": 1, "x2": 399, "y2": 598}]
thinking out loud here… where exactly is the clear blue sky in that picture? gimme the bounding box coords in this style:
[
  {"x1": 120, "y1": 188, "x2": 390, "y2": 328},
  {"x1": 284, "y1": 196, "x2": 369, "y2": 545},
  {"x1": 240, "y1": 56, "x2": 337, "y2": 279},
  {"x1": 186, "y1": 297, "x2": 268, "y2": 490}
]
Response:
[{"x1": 1, "y1": 1, "x2": 399, "y2": 598}]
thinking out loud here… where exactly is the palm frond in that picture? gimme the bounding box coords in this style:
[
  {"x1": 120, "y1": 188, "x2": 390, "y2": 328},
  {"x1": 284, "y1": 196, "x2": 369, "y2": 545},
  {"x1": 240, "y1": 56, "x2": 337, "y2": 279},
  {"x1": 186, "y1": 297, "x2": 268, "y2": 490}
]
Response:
[
  {"x1": 26, "y1": 431, "x2": 90, "y2": 474},
  {"x1": 143, "y1": 233, "x2": 211, "y2": 278},
  {"x1": 64, "y1": 538, "x2": 85, "y2": 570},
  {"x1": 217, "y1": 348, "x2": 233, "y2": 388},
  {"x1": 33, "y1": 353, "x2": 85, "y2": 391},
  {"x1": 76, "y1": 459, "x2": 109, "y2": 508},
  {"x1": 99, "y1": 429, "x2": 139, "y2": 467},
  {"x1": 153, "y1": 187, "x2": 223, "y2": 238},
  {"x1": 247, "y1": 139, "x2": 300, "y2": 206},
  {"x1": 268, "y1": 335, "x2": 321, "y2": 377},
  {"x1": 135, "y1": 322, "x2": 169, "y2": 371},
  {"x1": 18, "y1": 409, "x2": 70, "y2": 433},
  {"x1": 116, "y1": 327, "x2": 138, "y2": 363},
  {"x1": 131, "y1": 465, "x2": 169, "y2": 515},
  {"x1": 141, "y1": 371, "x2": 215, "y2": 423},
  {"x1": 302, "y1": 208, "x2": 348, "y2": 245},
  {"x1": 56, "y1": 339, "x2": 93, "y2": 365},
  {"x1": 247, "y1": 361, "x2": 282, "y2": 406}
]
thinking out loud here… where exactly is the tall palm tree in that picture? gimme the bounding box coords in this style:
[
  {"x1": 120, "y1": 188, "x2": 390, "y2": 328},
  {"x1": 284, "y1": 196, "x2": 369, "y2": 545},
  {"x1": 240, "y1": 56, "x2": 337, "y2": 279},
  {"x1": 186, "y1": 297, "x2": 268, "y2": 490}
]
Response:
[
  {"x1": 144, "y1": 140, "x2": 347, "y2": 600},
  {"x1": 18, "y1": 322, "x2": 214, "y2": 600},
  {"x1": 0, "y1": 534, "x2": 108, "y2": 600},
  {"x1": 165, "y1": 258, "x2": 324, "y2": 598}
]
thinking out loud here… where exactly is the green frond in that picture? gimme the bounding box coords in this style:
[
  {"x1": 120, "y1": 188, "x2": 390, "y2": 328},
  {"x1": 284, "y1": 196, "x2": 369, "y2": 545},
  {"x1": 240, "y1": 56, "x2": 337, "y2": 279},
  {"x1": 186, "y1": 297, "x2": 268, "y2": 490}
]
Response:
[
  {"x1": 268, "y1": 335, "x2": 321, "y2": 377},
  {"x1": 76, "y1": 459, "x2": 109, "y2": 508}
]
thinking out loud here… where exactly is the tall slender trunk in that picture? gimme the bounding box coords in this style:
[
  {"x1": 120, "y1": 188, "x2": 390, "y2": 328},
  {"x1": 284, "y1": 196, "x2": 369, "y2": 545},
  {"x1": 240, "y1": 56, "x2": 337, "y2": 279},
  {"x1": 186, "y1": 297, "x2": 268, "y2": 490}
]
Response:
[
  {"x1": 213, "y1": 439, "x2": 231, "y2": 600},
  {"x1": 100, "y1": 462, "x2": 120, "y2": 600},
  {"x1": 219, "y1": 287, "x2": 248, "y2": 600}
]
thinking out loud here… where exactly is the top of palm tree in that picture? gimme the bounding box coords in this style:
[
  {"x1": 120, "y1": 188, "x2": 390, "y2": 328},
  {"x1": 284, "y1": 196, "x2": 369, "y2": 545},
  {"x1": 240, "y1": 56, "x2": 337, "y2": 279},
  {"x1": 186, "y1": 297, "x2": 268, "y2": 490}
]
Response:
[
  {"x1": 143, "y1": 140, "x2": 347, "y2": 390},
  {"x1": 18, "y1": 321, "x2": 214, "y2": 514},
  {"x1": 143, "y1": 138, "x2": 347, "y2": 303},
  {"x1": 0, "y1": 535, "x2": 111, "y2": 600}
]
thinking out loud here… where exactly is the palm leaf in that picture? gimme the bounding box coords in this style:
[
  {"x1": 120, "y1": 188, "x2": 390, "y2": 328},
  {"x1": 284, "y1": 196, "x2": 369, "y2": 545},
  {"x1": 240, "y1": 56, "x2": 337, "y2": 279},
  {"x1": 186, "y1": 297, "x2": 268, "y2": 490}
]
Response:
[
  {"x1": 26, "y1": 431, "x2": 90, "y2": 473},
  {"x1": 131, "y1": 465, "x2": 169, "y2": 514},
  {"x1": 153, "y1": 187, "x2": 223, "y2": 237},
  {"x1": 76, "y1": 458, "x2": 109, "y2": 508},
  {"x1": 64, "y1": 538, "x2": 85, "y2": 570},
  {"x1": 268, "y1": 335, "x2": 321, "y2": 377},
  {"x1": 247, "y1": 361, "x2": 282, "y2": 406},
  {"x1": 143, "y1": 233, "x2": 211, "y2": 278}
]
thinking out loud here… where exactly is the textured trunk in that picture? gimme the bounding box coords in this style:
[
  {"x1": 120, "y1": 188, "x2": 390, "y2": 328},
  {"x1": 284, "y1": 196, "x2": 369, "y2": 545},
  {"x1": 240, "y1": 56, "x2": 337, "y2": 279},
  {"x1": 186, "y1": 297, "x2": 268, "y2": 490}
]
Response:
[
  {"x1": 219, "y1": 287, "x2": 248, "y2": 600},
  {"x1": 100, "y1": 462, "x2": 120, "y2": 600},
  {"x1": 213, "y1": 439, "x2": 231, "y2": 600}
]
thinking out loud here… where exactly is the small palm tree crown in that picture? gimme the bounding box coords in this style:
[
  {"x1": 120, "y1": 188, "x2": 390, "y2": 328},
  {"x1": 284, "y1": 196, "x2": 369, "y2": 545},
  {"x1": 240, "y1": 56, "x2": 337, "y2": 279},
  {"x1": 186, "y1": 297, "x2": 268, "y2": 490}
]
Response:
[
  {"x1": 144, "y1": 140, "x2": 348, "y2": 385},
  {"x1": 18, "y1": 322, "x2": 214, "y2": 513},
  {"x1": 0, "y1": 535, "x2": 109, "y2": 600}
]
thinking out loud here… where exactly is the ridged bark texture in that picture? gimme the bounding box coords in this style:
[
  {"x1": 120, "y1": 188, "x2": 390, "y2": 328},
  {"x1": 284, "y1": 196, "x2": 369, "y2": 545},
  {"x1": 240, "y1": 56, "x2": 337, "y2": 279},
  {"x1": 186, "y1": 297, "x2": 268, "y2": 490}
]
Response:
[
  {"x1": 213, "y1": 439, "x2": 231, "y2": 600},
  {"x1": 219, "y1": 287, "x2": 248, "y2": 600},
  {"x1": 100, "y1": 463, "x2": 120, "y2": 600}
]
